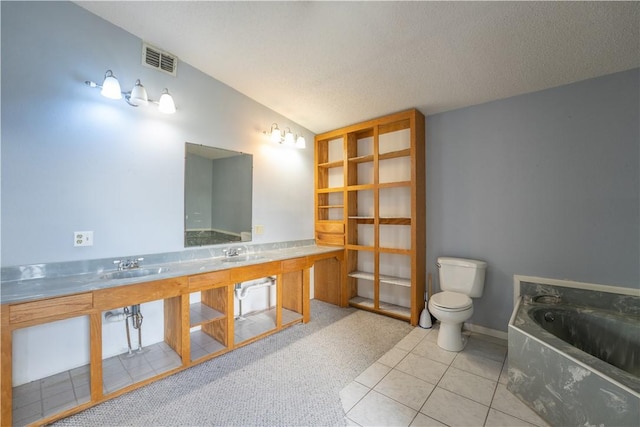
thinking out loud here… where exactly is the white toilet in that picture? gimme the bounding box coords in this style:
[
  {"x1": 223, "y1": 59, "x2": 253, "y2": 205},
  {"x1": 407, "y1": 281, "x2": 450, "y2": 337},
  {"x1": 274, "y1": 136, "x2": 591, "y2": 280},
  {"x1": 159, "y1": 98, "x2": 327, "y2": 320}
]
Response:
[{"x1": 428, "y1": 257, "x2": 487, "y2": 351}]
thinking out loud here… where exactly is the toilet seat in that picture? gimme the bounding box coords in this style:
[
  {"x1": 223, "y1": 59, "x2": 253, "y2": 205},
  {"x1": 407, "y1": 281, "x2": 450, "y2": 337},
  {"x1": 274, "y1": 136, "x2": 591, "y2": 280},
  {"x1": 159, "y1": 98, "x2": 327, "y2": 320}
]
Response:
[{"x1": 431, "y1": 291, "x2": 472, "y2": 312}]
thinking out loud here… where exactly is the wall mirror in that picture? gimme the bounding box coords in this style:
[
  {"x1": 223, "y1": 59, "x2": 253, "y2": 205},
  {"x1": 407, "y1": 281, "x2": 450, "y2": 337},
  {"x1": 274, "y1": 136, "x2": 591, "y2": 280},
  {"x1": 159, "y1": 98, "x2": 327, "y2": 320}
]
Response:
[{"x1": 184, "y1": 143, "x2": 253, "y2": 247}]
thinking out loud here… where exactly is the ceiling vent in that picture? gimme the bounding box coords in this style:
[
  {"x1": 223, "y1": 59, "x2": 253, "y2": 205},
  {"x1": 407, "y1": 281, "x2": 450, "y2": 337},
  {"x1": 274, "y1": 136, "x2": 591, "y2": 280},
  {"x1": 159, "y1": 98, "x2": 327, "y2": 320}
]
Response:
[{"x1": 142, "y1": 43, "x2": 177, "y2": 76}]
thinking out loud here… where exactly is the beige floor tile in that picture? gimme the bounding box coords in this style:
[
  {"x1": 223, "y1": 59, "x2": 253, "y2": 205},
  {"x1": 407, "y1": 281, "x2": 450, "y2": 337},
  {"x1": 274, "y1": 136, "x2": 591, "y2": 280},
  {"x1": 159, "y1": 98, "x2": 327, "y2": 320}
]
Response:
[
  {"x1": 395, "y1": 352, "x2": 449, "y2": 385},
  {"x1": 409, "y1": 412, "x2": 448, "y2": 427},
  {"x1": 345, "y1": 416, "x2": 362, "y2": 426},
  {"x1": 485, "y1": 408, "x2": 538, "y2": 426},
  {"x1": 340, "y1": 381, "x2": 371, "y2": 413},
  {"x1": 407, "y1": 326, "x2": 433, "y2": 340},
  {"x1": 498, "y1": 359, "x2": 509, "y2": 385},
  {"x1": 452, "y1": 351, "x2": 504, "y2": 381},
  {"x1": 347, "y1": 390, "x2": 417, "y2": 427},
  {"x1": 354, "y1": 362, "x2": 391, "y2": 388},
  {"x1": 423, "y1": 326, "x2": 439, "y2": 343},
  {"x1": 491, "y1": 384, "x2": 549, "y2": 427},
  {"x1": 438, "y1": 366, "x2": 497, "y2": 406},
  {"x1": 378, "y1": 347, "x2": 409, "y2": 368},
  {"x1": 463, "y1": 337, "x2": 507, "y2": 363},
  {"x1": 411, "y1": 339, "x2": 457, "y2": 365},
  {"x1": 396, "y1": 331, "x2": 426, "y2": 352},
  {"x1": 374, "y1": 369, "x2": 435, "y2": 411},
  {"x1": 468, "y1": 332, "x2": 507, "y2": 347},
  {"x1": 421, "y1": 387, "x2": 489, "y2": 426}
]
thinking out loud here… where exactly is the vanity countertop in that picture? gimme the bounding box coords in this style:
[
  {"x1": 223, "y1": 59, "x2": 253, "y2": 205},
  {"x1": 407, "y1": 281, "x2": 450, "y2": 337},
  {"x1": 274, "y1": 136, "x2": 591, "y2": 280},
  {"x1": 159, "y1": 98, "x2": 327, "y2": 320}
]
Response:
[{"x1": 1, "y1": 244, "x2": 342, "y2": 305}]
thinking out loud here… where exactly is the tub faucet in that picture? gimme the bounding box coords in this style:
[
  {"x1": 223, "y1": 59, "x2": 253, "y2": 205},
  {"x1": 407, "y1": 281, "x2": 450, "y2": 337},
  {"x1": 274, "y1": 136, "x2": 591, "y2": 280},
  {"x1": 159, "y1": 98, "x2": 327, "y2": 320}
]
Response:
[{"x1": 113, "y1": 257, "x2": 144, "y2": 270}]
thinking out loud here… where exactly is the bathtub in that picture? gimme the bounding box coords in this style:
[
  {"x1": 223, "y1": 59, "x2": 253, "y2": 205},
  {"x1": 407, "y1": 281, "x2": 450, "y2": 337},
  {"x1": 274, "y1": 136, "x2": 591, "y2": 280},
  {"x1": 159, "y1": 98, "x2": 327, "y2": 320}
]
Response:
[{"x1": 508, "y1": 276, "x2": 639, "y2": 427}]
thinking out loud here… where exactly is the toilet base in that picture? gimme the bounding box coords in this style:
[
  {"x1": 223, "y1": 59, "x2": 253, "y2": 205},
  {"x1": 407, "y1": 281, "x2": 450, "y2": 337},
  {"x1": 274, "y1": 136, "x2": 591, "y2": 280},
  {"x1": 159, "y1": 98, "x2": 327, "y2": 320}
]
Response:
[{"x1": 436, "y1": 321, "x2": 465, "y2": 352}]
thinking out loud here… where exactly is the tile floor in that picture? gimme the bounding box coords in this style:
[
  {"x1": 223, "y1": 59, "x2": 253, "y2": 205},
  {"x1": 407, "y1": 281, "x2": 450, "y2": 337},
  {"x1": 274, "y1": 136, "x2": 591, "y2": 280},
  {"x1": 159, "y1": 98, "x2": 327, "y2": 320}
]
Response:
[
  {"x1": 234, "y1": 307, "x2": 302, "y2": 344},
  {"x1": 12, "y1": 341, "x2": 182, "y2": 426},
  {"x1": 341, "y1": 325, "x2": 550, "y2": 427}
]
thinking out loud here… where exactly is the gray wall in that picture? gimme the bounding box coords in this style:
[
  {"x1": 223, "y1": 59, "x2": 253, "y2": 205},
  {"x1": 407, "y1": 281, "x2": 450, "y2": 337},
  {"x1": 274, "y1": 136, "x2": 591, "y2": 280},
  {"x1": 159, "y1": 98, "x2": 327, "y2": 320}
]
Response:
[
  {"x1": 211, "y1": 154, "x2": 252, "y2": 234},
  {"x1": 426, "y1": 68, "x2": 639, "y2": 332},
  {"x1": 1, "y1": 1, "x2": 314, "y2": 266},
  {"x1": 185, "y1": 152, "x2": 214, "y2": 230}
]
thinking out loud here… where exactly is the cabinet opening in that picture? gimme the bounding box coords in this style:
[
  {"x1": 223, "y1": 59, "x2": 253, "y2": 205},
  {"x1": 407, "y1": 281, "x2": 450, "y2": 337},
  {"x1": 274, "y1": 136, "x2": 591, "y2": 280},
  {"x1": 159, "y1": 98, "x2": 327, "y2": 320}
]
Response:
[
  {"x1": 101, "y1": 298, "x2": 181, "y2": 395},
  {"x1": 189, "y1": 288, "x2": 227, "y2": 361},
  {"x1": 12, "y1": 316, "x2": 91, "y2": 426},
  {"x1": 234, "y1": 276, "x2": 277, "y2": 345}
]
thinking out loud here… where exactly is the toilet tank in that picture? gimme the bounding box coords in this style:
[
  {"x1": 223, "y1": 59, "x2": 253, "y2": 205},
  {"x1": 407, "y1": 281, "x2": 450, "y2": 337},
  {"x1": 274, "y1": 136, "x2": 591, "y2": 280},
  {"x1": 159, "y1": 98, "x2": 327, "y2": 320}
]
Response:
[{"x1": 437, "y1": 257, "x2": 487, "y2": 298}]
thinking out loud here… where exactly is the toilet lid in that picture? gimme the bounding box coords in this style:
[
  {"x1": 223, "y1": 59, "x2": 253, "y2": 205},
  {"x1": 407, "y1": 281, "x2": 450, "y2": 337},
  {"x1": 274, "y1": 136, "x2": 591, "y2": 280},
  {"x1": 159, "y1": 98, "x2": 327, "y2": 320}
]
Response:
[{"x1": 431, "y1": 291, "x2": 472, "y2": 311}]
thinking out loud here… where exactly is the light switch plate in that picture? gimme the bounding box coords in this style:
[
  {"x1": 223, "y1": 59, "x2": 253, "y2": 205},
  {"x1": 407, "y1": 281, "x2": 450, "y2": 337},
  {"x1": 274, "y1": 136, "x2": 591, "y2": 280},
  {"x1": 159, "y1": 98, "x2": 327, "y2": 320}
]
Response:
[{"x1": 74, "y1": 231, "x2": 93, "y2": 247}]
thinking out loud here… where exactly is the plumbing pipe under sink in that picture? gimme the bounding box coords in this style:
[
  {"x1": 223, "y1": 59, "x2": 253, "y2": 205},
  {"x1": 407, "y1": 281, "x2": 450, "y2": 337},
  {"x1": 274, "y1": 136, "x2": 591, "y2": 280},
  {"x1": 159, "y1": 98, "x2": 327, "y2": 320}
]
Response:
[
  {"x1": 234, "y1": 276, "x2": 276, "y2": 320},
  {"x1": 234, "y1": 276, "x2": 276, "y2": 300}
]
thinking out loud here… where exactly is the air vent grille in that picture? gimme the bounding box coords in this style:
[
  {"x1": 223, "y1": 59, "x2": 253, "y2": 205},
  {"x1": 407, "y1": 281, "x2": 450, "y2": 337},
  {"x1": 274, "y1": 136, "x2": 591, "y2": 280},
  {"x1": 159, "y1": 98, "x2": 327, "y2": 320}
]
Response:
[{"x1": 142, "y1": 43, "x2": 177, "y2": 76}]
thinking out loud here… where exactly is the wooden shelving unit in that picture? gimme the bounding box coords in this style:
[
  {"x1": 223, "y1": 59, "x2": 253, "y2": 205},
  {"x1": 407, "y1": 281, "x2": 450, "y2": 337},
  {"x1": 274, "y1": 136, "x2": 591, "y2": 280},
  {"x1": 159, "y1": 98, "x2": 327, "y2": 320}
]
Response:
[{"x1": 314, "y1": 109, "x2": 425, "y2": 325}]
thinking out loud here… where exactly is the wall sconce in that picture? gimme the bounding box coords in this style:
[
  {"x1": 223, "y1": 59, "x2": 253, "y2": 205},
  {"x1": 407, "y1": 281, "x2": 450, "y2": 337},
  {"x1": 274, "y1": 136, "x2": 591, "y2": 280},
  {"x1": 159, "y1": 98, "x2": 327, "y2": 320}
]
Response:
[
  {"x1": 264, "y1": 123, "x2": 306, "y2": 148},
  {"x1": 85, "y1": 70, "x2": 176, "y2": 114}
]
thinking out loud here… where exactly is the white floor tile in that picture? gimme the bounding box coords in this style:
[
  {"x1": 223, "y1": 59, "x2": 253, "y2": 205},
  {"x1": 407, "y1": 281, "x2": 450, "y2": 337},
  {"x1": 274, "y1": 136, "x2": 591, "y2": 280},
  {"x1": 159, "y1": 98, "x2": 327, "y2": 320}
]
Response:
[
  {"x1": 463, "y1": 337, "x2": 507, "y2": 363},
  {"x1": 485, "y1": 408, "x2": 538, "y2": 427},
  {"x1": 438, "y1": 367, "x2": 497, "y2": 406},
  {"x1": 395, "y1": 352, "x2": 448, "y2": 385},
  {"x1": 378, "y1": 347, "x2": 409, "y2": 368},
  {"x1": 452, "y1": 351, "x2": 504, "y2": 382},
  {"x1": 409, "y1": 412, "x2": 448, "y2": 427},
  {"x1": 491, "y1": 384, "x2": 549, "y2": 427},
  {"x1": 411, "y1": 339, "x2": 457, "y2": 365},
  {"x1": 421, "y1": 387, "x2": 489, "y2": 427},
  {"x1": 348, "y1": 390, "x2": 417, "y2": 427},
  {"x1": 374, "y1": 369, "x2": 435, "y2": 410},
  {"x1": 395, "y1": 331, "x2": 426, "y2": 352},
  {"x1": 354, "y1": 362, "x2": 391, "y2": 388},
  {"x1": 340, "y1": 381, "x2": 371, "y2": 413}
]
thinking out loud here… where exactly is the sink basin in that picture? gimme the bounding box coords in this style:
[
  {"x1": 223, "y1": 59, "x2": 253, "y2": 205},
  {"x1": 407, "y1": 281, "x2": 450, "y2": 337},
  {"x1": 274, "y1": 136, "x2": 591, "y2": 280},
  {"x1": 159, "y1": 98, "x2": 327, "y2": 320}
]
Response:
[
  {"x1": 101, "y1": 267, "x2": 170, "y2": 280},
  {"x1": 222, "y1": 255, "x2": 263, "y2": 263}
]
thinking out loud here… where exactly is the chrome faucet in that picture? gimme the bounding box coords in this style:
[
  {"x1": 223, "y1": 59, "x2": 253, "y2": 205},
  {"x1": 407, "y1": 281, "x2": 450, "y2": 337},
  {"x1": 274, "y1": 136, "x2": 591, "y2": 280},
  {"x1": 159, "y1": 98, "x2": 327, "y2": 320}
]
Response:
[
  {"x1": 113, "y1": 257, "x2": 144, "y2": 270},
  {"x1": 223, "y1": 247, "x2": 243, "y2": 258}
]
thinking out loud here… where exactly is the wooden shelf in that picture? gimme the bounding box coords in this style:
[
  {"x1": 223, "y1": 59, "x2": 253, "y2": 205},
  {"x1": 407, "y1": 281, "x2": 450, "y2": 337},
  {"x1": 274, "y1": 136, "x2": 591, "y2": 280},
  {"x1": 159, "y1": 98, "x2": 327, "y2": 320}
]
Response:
[
  {"x1": 379, "y1": 148, "x2": 411, "y2": 160},
  {"x1": 379, "y1": 217, "x2": 411, "y2": 225},
  {"x1": 345, "y1": 244, "x2": 375, "y2": 252},
  {"x1": 318, "y1": 160, "x2": 344, "y2": 168},
  {"x1": 378, "y1": 181, "x2": 411, "y2": 189},
  {"x1": 318, "y1": 205, "x2": 344, "y2": 209},
  {"x1": 189, "y1": 302, "x2": 224, "y2": 327},
  {"x1": 348, "y1": 296, "x2": 411, "y2": 319},
  {"x1": 316, "y1": 187, "x2": 345, "y2": 193},
  {"x1": 348, "y1": 154, "x2": 374, "y2": 163},
  {"x1": 348, "y1": 271, "x2": 412, "y2": 287}
]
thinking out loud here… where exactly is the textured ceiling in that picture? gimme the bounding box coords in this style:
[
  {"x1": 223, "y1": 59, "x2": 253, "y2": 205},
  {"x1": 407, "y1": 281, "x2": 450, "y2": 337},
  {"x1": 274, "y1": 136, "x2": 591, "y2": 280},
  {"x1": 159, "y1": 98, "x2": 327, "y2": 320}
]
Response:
[{"x1": 76, "y1": 1, "x2": 639, "y2": 133}]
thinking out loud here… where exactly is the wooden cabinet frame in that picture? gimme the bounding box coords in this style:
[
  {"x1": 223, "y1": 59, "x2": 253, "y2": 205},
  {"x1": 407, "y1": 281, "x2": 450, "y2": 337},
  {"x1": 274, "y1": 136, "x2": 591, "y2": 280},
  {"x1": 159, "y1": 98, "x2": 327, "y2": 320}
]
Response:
[
  {"x1": 0, "y1": 250, "x2": 342, "y2": 426},
  {"x1": 314, "y1": 109, "x2": 425, "y2": 325}
]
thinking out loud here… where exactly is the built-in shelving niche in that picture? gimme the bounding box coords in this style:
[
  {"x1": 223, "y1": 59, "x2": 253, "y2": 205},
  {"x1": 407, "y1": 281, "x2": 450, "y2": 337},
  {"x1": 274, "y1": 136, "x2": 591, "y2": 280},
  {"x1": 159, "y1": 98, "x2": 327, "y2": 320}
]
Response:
[{"x1": 189, "y1": 287, "x2": 228, "y2": 361}]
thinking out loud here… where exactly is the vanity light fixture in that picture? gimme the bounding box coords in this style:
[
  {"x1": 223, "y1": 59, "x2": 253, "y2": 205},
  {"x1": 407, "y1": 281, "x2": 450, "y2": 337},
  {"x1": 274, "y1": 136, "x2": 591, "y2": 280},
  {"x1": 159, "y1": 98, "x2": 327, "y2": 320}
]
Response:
[
  {"x1": 265, "y1": 123, "x2": 306, "y2": 149},
  {"x1": 85, "y1": 69, "x2": 176, "y2": 114}
]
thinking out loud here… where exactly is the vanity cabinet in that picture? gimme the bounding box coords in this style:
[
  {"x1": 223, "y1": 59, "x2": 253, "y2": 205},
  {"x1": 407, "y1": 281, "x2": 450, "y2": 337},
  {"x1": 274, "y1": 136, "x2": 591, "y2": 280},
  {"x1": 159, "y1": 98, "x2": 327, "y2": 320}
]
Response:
[
  {"x1": 314, "y1": 109, "x2": 426, "y2": 325},
  {"x1": 0, "y1": 249, "x2": 342, "y2": 426}
]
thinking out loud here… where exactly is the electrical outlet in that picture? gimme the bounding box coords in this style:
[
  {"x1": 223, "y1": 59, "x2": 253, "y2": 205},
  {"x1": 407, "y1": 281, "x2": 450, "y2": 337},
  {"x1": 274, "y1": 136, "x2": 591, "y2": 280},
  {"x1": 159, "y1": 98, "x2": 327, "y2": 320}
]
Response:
[
  {"x1": 74, "y1": 231, "x2": 93, "y2": 247},
  {"x1": 254, "y1": 225, "x2": 264, "y2": 235}
]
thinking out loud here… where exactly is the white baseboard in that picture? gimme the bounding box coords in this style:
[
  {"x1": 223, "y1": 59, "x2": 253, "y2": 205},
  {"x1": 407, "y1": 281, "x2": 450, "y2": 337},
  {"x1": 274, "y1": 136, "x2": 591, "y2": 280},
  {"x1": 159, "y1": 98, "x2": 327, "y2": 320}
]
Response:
[{"x1": 463, "y1": 322, "x2": 508, "y2": 340}]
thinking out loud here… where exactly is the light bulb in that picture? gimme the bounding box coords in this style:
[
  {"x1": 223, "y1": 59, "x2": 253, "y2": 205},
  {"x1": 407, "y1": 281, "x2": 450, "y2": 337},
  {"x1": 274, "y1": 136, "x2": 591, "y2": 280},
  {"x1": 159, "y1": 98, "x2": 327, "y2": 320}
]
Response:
[
  {"x1": 100, "y1": 70, "x2": 122, "y2": 100},
  {"x1": 129, "y1": 79, "x2": 148, "y2": 106},
  {"x1": 270, "y1": 124, "x2": 282, "y2": 143},
  {"x1": 284, "y1": 129, "x2": 295, "y2": 145},
  {"x1": 158, "y1": 88, "x2": 176, "y2": 114},
  {"x1": 296, "y1": 135, "x2": 306, "y2": 149}
]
